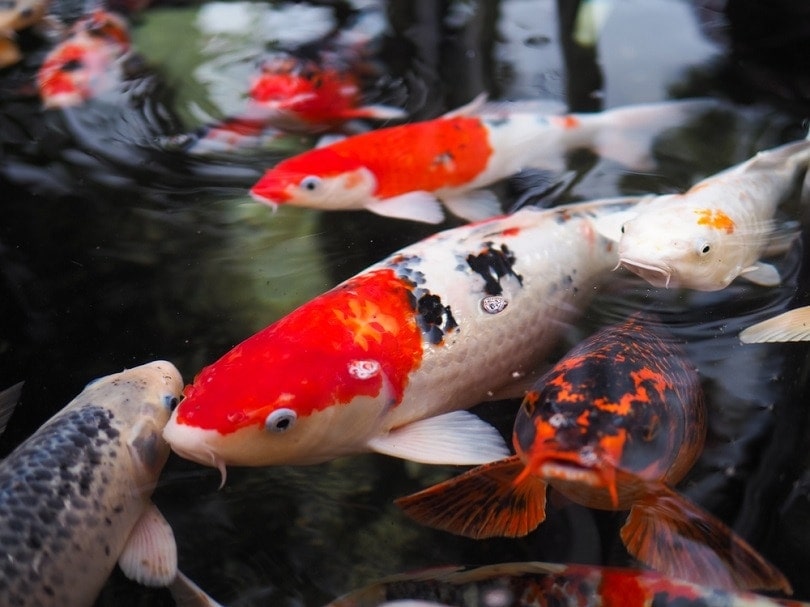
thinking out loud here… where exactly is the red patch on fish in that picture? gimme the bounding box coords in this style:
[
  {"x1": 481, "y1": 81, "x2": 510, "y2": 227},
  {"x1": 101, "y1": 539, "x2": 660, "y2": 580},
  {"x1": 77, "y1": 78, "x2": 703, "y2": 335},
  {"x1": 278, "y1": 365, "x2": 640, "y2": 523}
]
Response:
[
  {"x1": 251, "y1": 116, "x2": 494, "y2": 202},
  {"x1": 175, "y1": 269, "x2": 423, "y2": 434},
  {"x1": 694, "y1": 208, "x2": 735, "y2": 234}
]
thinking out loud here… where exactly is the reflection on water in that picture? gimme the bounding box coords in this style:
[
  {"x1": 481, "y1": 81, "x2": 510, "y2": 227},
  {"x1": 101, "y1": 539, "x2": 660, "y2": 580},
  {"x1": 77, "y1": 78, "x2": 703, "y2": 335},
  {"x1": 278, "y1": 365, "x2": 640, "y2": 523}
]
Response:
[{"x1": 1, "y1": 1, "x2": 810, "y2": 606}]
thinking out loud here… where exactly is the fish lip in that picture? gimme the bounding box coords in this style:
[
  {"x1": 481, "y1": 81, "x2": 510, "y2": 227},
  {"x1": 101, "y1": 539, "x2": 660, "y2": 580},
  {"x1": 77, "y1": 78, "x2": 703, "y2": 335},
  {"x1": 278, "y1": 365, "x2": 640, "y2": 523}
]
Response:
[
  {"x1": 538, "y1": 461, "x2": 603, "y2": 487},
  {"x1": 163, "y1": 423, "x2": 229, "y2": 488},
  {"x1": 619, "y1": 257, "x2": 675, "y2": 288}
]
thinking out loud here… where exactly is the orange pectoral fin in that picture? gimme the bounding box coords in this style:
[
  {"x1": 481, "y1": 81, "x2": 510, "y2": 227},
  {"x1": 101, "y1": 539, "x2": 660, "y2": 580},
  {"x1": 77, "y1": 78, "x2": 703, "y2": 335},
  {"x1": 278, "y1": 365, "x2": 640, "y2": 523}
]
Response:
[
  {"x1": 620, "y1": 485, "x2": 792, "y2": 594},
  {"x1": 394, "y1": 455, "x2": 547, "y2": 539}
]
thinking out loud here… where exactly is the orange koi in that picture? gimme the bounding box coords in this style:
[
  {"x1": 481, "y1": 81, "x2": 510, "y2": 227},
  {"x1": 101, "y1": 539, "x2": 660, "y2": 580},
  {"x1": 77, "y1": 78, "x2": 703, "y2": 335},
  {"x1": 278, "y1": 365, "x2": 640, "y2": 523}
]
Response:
[
  {"x1": 162, "y1": 197, "x2": 644, "y2": 484},
  {"x1": 250, "y1": 98, "x2": 716, "y2": 224},
  {"x1": 396, "y1": 315, "x2": 791, "y2": 594}
]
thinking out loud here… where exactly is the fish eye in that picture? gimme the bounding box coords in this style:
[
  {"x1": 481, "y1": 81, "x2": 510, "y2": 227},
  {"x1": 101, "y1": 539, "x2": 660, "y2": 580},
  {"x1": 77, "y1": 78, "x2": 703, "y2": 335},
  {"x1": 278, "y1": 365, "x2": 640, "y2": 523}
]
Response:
[
  {"x1": 265, "y1": 408, "x2": 297, "y2": 433},
  {"x1": 620, "y1": 225, "x2": 625, "y2": 234},
  {"x1": 162, "y1": 395, "x2": 179, "y2": 411},
  {"x1": 300, "y1": 176, "x2": 321, "y2": 192},
  {"x1": 699, "y1": 242, "x2": 711, "y2": 255}
]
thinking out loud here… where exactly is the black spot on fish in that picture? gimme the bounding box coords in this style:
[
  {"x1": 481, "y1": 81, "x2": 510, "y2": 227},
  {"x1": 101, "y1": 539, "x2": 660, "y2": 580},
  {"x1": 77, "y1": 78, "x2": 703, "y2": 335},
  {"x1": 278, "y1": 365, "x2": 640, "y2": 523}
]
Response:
[
  {"x1": 387, "y1": 254, "x2": 426, "y2": 286},
  {"x1": 412, "y1": 291, "x2": 458, "y2": 345},
  {"x1": 466, "y1": 242, "x2": 523, "y2": 296}
]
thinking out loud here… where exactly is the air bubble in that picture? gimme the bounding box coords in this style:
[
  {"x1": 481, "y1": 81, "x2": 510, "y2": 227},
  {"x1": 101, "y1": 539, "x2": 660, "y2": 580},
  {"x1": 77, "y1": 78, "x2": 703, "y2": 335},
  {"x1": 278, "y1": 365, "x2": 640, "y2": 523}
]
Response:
[{"x1": 481, "y1": 295, "x2": 508, "y2": 314}]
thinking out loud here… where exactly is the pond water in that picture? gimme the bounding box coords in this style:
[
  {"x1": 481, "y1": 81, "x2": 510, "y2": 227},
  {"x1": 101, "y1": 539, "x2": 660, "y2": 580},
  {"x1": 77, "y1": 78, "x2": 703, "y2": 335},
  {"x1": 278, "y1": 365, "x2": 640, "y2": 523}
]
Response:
[{"x1": 1, "y1": 1, "x2": 810, "y2": 605}]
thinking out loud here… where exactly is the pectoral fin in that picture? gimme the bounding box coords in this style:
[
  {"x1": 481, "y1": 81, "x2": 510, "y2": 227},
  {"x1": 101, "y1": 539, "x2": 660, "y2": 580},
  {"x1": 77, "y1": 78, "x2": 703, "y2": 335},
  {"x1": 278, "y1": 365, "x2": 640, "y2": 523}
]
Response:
[
  {"x1": 740, "y1": 262, "x2": 780, "y2": 287},
  {"x1": 0, "y1": 381, "x2": 23, "y2": 438},
  {"x1": 119, "y1": 502, "x2": 178, "y2": 587},
  {"x1": 620, "y1": 485, "x2": 791, "y2": 594},
  {"x1": 367, "y1": 410, "x2": 509, "y2": 465},
  {"x1": 395, "y1": 455, "x2": 547, "y2": 539},
  {"x1": 365, "y1": 192, "x2": 445, "y2": 224},
  {"x1": 169, "y1": 570, "x2": 226, "y2": 607},
  {"x1": 740, "y1": 306, "x2": 810, "y2": 343},
  {"x1": 441, "y1": 190, "x2": 502, "y2": 222}
]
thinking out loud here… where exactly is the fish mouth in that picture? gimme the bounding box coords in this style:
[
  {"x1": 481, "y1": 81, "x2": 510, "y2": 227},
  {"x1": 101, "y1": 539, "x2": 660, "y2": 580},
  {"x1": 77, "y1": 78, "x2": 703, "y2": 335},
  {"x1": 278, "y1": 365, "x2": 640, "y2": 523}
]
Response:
[
  {"x1": 163, "y1": 423, "x2": 229, "y2": 489},
  {"x1": 619, "y1": 257, "x2": 675, "y2": 288}
]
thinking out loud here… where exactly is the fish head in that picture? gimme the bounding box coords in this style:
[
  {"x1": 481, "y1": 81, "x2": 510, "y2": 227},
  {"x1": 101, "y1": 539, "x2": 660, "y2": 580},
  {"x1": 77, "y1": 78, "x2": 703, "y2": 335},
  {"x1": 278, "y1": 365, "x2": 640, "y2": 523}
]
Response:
[
  {"x1": 79, "y1": 360, "x2": 184, "y2": 485},
  {"x1": 512, "y1": 320, "x2": 704, "y2": 506},
  {"x1": 163, "y1": 270, "x2": 424, "y2": 479},
  {"x1": 250, "y1": 147, "x2": 377, "y2": 211},
  {"x1": 618, "y1": 203, "x2": 738, "y2": 291}
]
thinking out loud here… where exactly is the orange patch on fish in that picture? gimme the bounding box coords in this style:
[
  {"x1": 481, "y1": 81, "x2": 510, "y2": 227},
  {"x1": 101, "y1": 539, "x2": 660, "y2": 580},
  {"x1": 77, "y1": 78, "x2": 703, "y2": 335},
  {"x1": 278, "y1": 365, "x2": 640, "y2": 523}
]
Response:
[{"x1": 694, "y1": 208, "x2": 735, "y2": 234}]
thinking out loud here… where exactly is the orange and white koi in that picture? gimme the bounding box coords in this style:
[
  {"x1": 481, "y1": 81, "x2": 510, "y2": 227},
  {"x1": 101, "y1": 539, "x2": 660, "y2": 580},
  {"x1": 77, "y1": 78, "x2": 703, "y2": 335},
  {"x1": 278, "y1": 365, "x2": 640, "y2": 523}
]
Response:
[
  {"x1": 607, "y1": 138, "x2": 810, "y2": 291},
  {"x1": 36, "y1": 10, "x2": 131, "y2": 109},
  {"x1": 186, "y1": 55, "x2": 406, "y2": 153},
  {"x1": 162, "y1": 196, "x2": 644, "y2": 482},
  {"x1": 250, "y1": 98, "x2": 714, "y2": 224},
  {"x1": 396, "y1": 315, "x2": 791, "y2": 594}
]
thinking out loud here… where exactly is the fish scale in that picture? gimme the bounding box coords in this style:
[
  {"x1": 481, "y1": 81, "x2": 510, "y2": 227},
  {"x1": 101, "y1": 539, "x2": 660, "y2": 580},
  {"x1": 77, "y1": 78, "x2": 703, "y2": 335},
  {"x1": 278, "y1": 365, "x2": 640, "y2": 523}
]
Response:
[{"x1": 0, "y1": 362, "x2": 185, "y2": 607}]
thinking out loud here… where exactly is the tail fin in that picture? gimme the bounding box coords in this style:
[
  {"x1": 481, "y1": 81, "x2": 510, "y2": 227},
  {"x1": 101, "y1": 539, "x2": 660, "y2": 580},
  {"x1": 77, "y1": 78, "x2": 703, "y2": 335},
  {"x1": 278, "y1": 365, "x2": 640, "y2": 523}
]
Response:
[
  {"x1": 395, "y1": 455, "x2": 547, "y2": 539},
  {"x1": 593, "y1": 99, "x2": 721, "y2": 170},
  {"x1": 620, "y1": 485, "x2": 792, "y2": 594}
]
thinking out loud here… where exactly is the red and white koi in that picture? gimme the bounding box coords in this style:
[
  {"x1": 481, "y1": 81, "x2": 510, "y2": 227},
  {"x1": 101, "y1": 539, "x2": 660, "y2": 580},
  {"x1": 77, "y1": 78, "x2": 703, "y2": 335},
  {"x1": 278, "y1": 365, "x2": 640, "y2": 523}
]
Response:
[
  {"x1": 162, "y1": 196, "x2": 644, "y2": 483},
  {"x1": 608, "y1": 138, "x2": 810, "y2": 291},
  {"x1": 250, "y1": 98, "x2": 714, "y2": 224},
  {"x1": 328, "y1": 562, "x2": 805, "y2": 607},
  {"x1": 36, "y1": 10, "x2": 132, "y2": 109}
]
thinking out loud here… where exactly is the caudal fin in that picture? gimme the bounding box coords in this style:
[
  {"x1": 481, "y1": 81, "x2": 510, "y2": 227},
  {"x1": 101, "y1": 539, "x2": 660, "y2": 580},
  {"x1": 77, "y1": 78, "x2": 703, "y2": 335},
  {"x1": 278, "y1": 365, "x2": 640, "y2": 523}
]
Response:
[
  {"x1": 620, "y1": 485, "x2": 792, "y2": 594},
  {"x1": 593, "y1": 99, "x2": 721, "y2": 170},
  {"x1": 395, "y1": 455, "x2": 547, "y2": 539}
]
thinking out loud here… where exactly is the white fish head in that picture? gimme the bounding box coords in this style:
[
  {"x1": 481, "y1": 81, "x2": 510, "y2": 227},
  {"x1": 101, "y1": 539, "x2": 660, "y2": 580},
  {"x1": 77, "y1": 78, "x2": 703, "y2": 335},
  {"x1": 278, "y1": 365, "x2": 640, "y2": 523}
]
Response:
[
  {"x1": 77, "y1": 360, "x2": 184, "y2": 484},
  {"x1": 617, "y1": 205, "x2": 740, "y2": 291}
]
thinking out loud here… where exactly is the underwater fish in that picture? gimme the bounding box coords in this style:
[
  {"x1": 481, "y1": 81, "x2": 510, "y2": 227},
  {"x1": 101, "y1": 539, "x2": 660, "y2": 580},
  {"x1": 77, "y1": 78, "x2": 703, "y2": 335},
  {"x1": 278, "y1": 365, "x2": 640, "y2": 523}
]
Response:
[
  {"x1": 163, "y1": 196, "x2": 645, "y2": 481},
  {"x1": 396, "y1": 315, "x2": 791, "y2": 594},
  {"x1": 36, "y1": 10, "x2": 132, "y2": 109},
  {"x1": 739, "y1": 306, "x2": 810, "y2": 343},
  {"x1": 326, "y1": 562, "x2": 806, "y2": 607},
  {"x1": 0, "y1": 361, "x2": 221, "y2": 606},
  {"x1": 248, "y1": 55, "x2": 406, "y2": 132},
  {"x1": 250, "y1": 98, "x2": 714, "y2": 224},
  {"x1": 609, "y1": 137, "x2": 810, "y2": 291}
]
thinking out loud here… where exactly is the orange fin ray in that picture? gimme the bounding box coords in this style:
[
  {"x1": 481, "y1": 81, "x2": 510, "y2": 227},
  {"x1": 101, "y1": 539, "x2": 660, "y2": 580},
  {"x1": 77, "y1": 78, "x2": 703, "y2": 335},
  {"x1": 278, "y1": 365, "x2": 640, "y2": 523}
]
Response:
[
  {"x1": 395, "y1": 456, "x2": 547, "y2": 539},
  {"x1": 620, "y1": 485, "x2": 792, "y2": 594}
]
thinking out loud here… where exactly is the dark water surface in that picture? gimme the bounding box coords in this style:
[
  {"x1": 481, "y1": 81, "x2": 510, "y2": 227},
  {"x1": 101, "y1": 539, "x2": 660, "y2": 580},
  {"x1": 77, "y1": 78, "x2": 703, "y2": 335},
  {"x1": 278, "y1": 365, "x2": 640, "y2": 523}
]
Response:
[{"x1": 2, "y1": 1, "x2": 810, "y2": 605}]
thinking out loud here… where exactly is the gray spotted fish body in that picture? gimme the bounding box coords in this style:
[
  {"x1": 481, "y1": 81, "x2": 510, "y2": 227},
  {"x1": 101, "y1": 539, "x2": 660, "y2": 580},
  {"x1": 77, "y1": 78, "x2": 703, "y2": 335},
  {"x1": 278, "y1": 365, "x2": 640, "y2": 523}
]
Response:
[{"x1": 0, "y1": 361, "x2": 183, "y2": 607}]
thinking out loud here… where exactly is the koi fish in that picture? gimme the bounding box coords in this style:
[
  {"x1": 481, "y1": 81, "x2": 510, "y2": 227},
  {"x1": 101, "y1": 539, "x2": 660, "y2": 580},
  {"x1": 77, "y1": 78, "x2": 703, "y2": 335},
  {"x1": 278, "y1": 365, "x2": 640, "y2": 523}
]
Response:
[
  {"x1": 250, "y1": 98, "x2": 714, "y2": 224},
  {"x1": 739, "y1": 306, "x2": 810, "y2": 343},
  {"x1": 396, "y1": 315, "x2": 791, "y2": 594},
  {"x1": 608, "y1": 138, "x2": 810, "y2": 291},
  {"x1": 327, "y1": 562, "x2": 806, "y2": 607},
  {"x1": 36, "y1": 10, "x2": 132, "y2": 109},
  {"x1": 162, "y1": 196, "x2": 645, "y2": 483},
  {"x1": 0, "y1": 361, "x2": 221, "y2": 606},
  {"x1": 248, "y1": 55, "x2": 406, "y2": 132},
  {"x1": 326, "y1": 562, "x2": 807, "y2": 607}
]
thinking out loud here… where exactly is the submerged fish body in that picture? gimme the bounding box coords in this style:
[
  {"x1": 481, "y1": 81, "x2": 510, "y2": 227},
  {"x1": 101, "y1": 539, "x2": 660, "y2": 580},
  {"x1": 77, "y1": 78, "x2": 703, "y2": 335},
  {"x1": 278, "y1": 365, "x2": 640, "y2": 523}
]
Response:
[
  {"x1": 0, "y1": 361, "x2": 216, "y2": 606},
  {"x1": 614, "y1": 138, "x2": 810, "y2": 291},
  {"x1": 396, "y1": 316, "x2": 791, "y2": 594},
  {"x1": 250, "y1": 98, "x2": 713, "y2": 224},
  {"x1": 0, "y1": 0, "x2": 49, "y2": 67},
  {"x1": 36, "y1": 10, "x2": 132, "y2": 109},
  {"x1": 248, "y1": 55, "x2": 406, "y2": 132},
  {"x1": 327, "y1": 562, "x2": 807, "y2": 607},
  {"x1": 163, "y1": 197, "x2": 643, "y2": 475}
]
